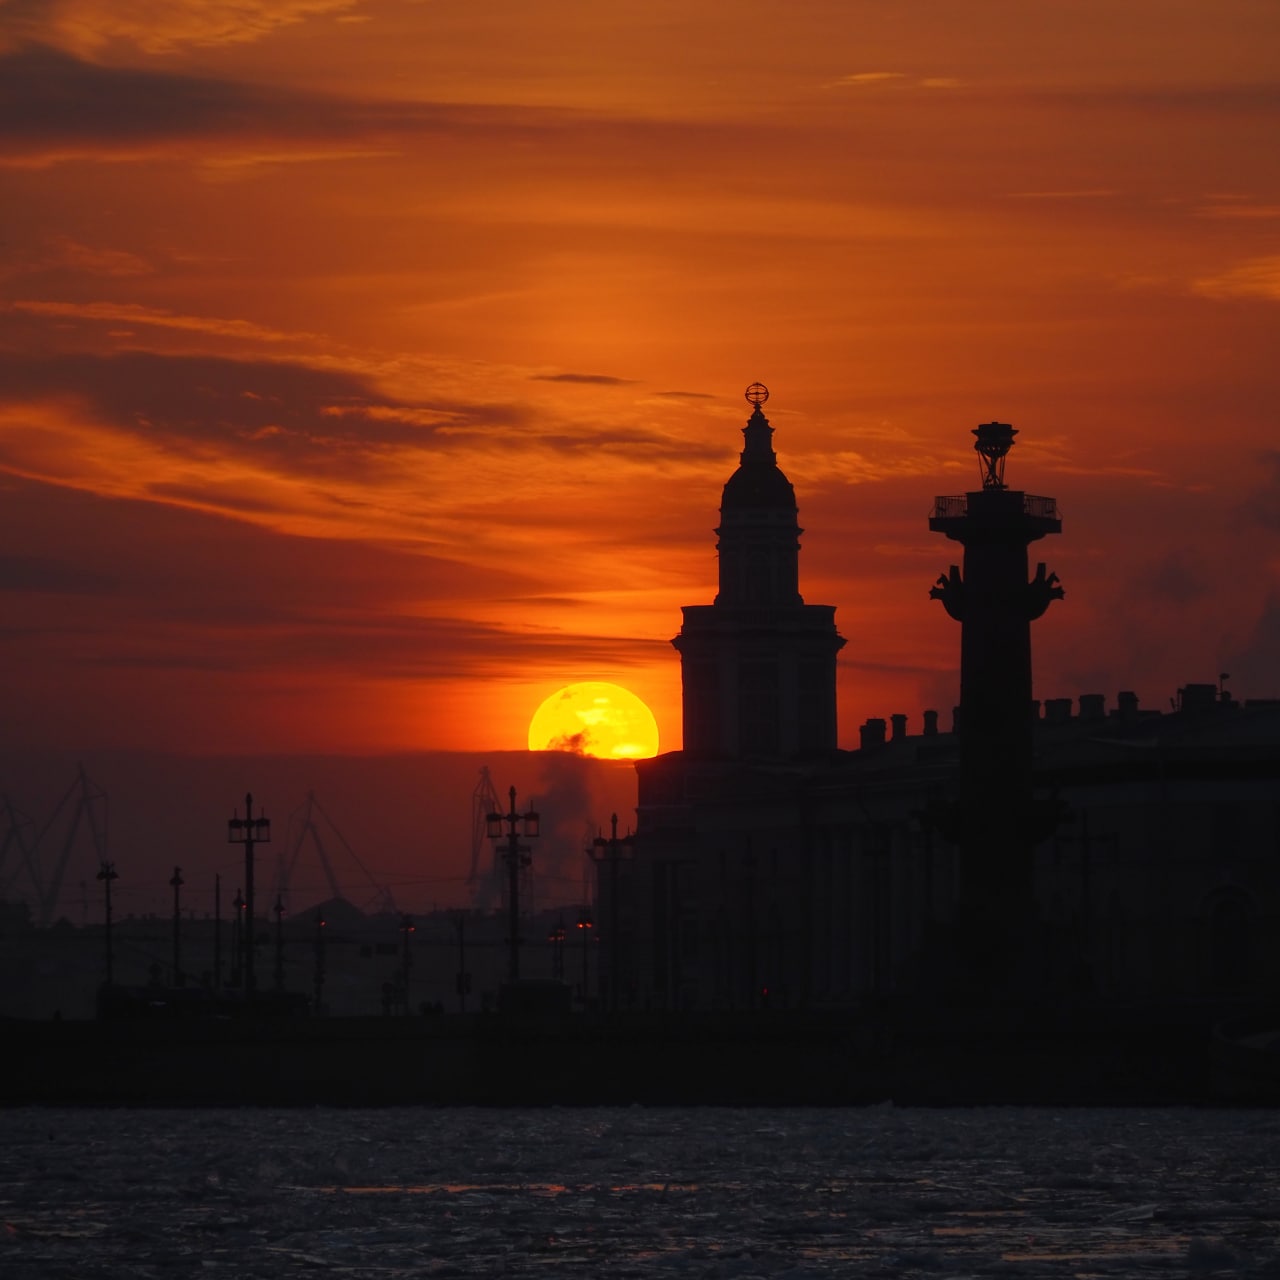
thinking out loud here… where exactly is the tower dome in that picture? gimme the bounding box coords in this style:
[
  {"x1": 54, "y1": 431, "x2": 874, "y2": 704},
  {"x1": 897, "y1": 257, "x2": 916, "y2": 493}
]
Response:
[
  {"x1": 715, "y1": 384, "x2": 803, "y2": 608},
  {"x1": 673, "y1": 383, "x2": 844, "y2": 761},
  {"x1": 720, "y1": 399, "x2": 798, "y2": 511}
]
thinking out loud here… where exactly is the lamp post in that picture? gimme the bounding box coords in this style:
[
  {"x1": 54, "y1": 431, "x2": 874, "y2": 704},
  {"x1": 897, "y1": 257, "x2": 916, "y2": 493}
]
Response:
[
  {"x1": 214, "y1": 873, "x2": 222, "y2": 990},
  {"x1": 232, "y1": 888, "x2": 245, "y2": 988},
  {"x1": 399, "y1": 914, "x2": 415, "y2": 1014},
  {"x1": 96, "y1": 860, "x2": 118, "y2": 986},
  {"x1": 576, "y1": 906, "x2": 594, "y2": 1010},
  {"x1": 588, "y1": 813, "x2": 635, "y2": 1013},
  {"x1": 313, "y1": 912, "x2": 327, "y2": 1013},
  {"x1": 486, "y1": 785, "x2": 539, "y2": 983},
  {"x1": 227, "y1": 793, "x2": 271, "y2": 998},
  {"x1": 452, "y1": 911, "x2": 471, "y2": 1014},
  {"x1": 169, "y1": 865, "x2": 184, "y2": 986},
  {"x1": 273, "y1": 894, "x2": 286, "y2": 993},
  {"x1": 548, "y1": 917, "x2": 566, "y2": 981}
]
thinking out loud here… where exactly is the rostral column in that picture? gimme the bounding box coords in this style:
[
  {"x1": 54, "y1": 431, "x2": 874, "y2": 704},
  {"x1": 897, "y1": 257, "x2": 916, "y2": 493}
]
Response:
[{"x1": 928, "y1": 422, "x2": 1063, "y2": 979}]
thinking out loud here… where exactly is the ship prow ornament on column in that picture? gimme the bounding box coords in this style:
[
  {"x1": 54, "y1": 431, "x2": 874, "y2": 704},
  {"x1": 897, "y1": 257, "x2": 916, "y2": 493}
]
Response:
[{"x1": 928, "y1": 422, "x2": 1065, "y2": 990}]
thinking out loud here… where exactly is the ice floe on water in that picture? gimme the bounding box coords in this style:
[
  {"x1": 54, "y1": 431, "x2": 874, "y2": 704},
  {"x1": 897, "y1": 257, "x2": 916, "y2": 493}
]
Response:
[{"x1": 1, "y1": 1106, "x2": 1277, "y2": 1277}]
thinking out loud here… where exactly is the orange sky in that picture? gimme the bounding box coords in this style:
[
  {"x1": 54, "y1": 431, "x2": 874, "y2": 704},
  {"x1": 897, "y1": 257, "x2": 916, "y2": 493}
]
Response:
[{"x1": 3, "y1": 0, "x2": 1280, "y2": 763}]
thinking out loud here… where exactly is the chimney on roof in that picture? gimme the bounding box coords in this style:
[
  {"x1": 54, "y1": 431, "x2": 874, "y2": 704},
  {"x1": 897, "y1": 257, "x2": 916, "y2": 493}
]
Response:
[
  {"x1": 1179, "y1": 683, "x2": 1217, "y2": 714},
  {"x1": 891, "y1": 713, "x2": 908, "y2": 741},
  {"x1": 859, "y1": 718, "x2": 886, "y2": 750},
  {"x1": 922, "y1": 709, "x2": 939, "y2": 736},
  {"x1": 1117, "y1": 690, "x2": 1139, "y2": 720},
  {"x1": 1044, "y1": 697, "x2": 1073, "y2": 725},
  {"x1": 1078, "y1": 693, "x2": 1105, "y2": 721}
]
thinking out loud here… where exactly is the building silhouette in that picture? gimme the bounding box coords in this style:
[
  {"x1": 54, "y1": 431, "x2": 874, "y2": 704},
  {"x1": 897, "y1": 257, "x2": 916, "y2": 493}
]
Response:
[
  {"x1": 674, "y1": 383, "x2": 844, "y2": 760},
  {"x1": 621, "y1": 389, "x2": 1280, "y2": 1012}
]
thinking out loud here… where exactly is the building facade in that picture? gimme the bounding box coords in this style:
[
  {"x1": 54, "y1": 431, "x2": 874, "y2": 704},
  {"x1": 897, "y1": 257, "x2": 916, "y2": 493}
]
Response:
[{"x1": 616, "y1": 394, "x2": 1280, "y2": 1013}]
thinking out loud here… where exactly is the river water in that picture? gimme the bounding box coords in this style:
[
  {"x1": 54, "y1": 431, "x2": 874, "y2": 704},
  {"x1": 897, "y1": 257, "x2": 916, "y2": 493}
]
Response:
[{"x1": 1, "y1": 1106, "x2": 1276, "y2": 1277}]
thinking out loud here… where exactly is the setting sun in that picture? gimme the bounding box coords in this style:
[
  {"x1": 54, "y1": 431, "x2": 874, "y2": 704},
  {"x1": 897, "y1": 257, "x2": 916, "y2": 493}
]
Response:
[{"x1": 528, "y1": 682, "x2": 660, "y2": 760}]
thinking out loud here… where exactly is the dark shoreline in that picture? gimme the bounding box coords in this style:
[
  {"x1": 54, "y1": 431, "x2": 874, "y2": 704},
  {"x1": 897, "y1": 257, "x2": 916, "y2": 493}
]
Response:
[{"x1": 6, "y1": 1001, "x2": 1276, "y2": 1108}]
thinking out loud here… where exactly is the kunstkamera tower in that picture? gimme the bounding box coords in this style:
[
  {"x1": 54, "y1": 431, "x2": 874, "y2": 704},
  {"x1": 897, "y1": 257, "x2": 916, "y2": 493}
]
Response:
[{"x1": 674, "y1": 384, "x2": 845, "y2": 760}]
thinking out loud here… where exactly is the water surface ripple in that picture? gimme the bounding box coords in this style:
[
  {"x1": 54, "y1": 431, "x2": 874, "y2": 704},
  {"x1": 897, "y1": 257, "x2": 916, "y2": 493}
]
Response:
[{"x1": 1, "y1": 1107, "x2": 1276, "y2": 1277}]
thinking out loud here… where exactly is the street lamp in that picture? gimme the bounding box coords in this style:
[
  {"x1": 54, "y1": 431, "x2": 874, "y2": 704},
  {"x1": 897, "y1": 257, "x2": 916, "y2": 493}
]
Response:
[
  {"x1": 548, "y1": 917, "x2": 567, "y2": 981},
  {"x1": 273, "y1": 894, "x2": 286, "y2": 993},
  {"x1": 576, "y1": 906, "x2": 594, "y2": 1010},
  {"x1": 486, "y1": 785, "x2": 539, "y2": 983},
  {"x1": 588, "y1": 813, "x2": 635, "y2": 1013},
  {"x1": 96, "y1": 860, "x2": 118, "y2": 986},
  {"x1": 169, "y1": 865, "x2": 184, "y2": 986},
  {"x1": 232, "y1": 889, "x2": 245, "y2": 988},
  {"x1": 227, "y1": 792, "x2": 270, "y2": 997},
  {"x1": 213, "y1": 873, "x2": 222, "y2": 990},
  {"x1": 399, "y1": 914, "x2": 415, "y2": 1014},
  {"x1": 313, "y1": 912, "x2": 327, "y2": 1013},
  {"x1": 452, "y1": 911, "x2": 471, "y2": 1014}
]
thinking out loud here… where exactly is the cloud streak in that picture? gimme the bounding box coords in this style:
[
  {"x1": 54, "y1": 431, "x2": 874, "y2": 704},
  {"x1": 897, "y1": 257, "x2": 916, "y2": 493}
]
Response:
[{"x1": 3, "y1": 0, "x2": 361, "y2": 56}]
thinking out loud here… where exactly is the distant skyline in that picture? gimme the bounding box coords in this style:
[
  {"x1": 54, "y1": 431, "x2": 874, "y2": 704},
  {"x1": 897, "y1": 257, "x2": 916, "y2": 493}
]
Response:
[{"x1": 3, "y1": 1, "x2": 1280, "y2": 760}]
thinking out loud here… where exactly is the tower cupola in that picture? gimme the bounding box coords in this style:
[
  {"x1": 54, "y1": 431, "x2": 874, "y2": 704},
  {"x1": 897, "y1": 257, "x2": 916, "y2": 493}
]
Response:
[
  {"x1": 673, "y1": 383, "x2": 843, "y2": 760},
  {"x1": 715, "y1": 383, "x2": 803, "y2": 607}
]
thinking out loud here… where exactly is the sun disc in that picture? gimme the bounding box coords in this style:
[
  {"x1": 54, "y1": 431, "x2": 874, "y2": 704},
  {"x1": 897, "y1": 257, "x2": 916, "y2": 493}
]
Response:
[{"x1": 528, "y1": 681, "x2": 660, "y2": 759}]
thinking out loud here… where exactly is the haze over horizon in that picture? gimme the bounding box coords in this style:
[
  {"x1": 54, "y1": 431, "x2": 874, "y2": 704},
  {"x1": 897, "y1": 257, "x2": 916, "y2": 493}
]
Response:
[{"x1": 2, "y1": 2, "x2": 1279, "y2": 911}]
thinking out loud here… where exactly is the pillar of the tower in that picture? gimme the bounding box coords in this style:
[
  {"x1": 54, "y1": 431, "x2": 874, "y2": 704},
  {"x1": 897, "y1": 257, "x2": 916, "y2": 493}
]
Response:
[{"x1": 928, "y1": 422, "x2": 1064, "y2": 982}]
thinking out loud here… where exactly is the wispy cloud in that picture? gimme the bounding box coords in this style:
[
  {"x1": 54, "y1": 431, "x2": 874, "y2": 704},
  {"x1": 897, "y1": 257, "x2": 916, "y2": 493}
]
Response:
[
  {"x1": 828, "y1": 72, "x2": 904, "y2": 87},
  {"x1": 1195, "y1": 201, "x2": 1280, "y2": 221},
  {"x1": 11, "y1": 299, "x2": 326, "y2": 344},
  {"x1": 0, "y1": 44, "x2": 588, "y2": 166},
  {"x1": 3, "y1": 0, "x2": 361, "y2": 56},
  {"x1": 1005, "y1": 189, "x2": 1117, "y2": 200},
  {"x1": 38, "y1": 236, "x2": 154, "y2": 277},
  {"x1": 531, "y1": 373, "x2": 637, "y2": 386},
  {"x1": 1193, "y1": 256, "x2": 1280, "y2": 301}
]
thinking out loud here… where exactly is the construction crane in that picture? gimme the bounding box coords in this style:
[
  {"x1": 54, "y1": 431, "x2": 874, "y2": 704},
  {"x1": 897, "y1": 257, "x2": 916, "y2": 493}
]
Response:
[
  {"x1": 0, "y1": 795, "x2": 37, "y2": 904},
  {"x1": 468, "y1": 766, "x2": 502, "y2": 910},
  {"x1": 275, "y1": 790, "x2": 397, "y2": 915},
  {"x1": 17, "y1": 766, "x2": 109, "y2": 927}
]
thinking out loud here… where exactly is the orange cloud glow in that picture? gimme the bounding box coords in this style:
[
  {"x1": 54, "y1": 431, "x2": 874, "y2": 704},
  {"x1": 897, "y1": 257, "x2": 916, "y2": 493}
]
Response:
[{"x1": 1, "y1": 0, "x2": 1278, "y2": 778}]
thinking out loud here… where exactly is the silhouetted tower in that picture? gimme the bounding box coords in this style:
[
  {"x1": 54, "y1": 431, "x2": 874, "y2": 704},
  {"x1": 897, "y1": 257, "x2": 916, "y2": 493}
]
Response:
[
  {"x1": 929, "y1": 423, "x2": 1063, "y2": 959},
  {"x1": 674, "y1": 384, "x2": 845, "y2": 759}
]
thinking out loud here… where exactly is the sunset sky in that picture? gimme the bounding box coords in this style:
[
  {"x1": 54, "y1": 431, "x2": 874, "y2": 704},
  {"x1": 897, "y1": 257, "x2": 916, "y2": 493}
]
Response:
[{"x1": 2, "y1": 2, "x2": 1280, "y2": 910}]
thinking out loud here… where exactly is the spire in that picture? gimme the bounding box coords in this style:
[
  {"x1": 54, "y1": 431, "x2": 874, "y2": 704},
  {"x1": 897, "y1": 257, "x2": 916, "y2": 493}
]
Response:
[
  {"x1": 740, "y1": 382, "x2": 777, "y2": 465},
  {"x1": 720, "y1": 383, "x2": 796, "y2": 512}
]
